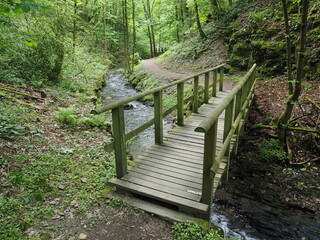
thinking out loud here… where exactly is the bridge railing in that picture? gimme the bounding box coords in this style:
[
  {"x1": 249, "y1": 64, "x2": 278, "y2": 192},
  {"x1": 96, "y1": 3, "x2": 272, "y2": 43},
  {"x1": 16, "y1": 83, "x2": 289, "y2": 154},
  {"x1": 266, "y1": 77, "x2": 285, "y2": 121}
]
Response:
[
  {"x1": 195, "y1": 64, "x2": 257, "y2": 212},
  {"x1": 91, "y1": 64, "x2": 225, "y2": 179}
]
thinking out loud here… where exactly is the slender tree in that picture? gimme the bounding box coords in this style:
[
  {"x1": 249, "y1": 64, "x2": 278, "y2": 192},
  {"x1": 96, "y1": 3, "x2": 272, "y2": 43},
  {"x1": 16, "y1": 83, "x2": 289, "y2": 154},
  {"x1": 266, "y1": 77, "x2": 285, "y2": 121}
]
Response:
[
  {"x1": 277, "y1": 0, "x2": 310, "y2": 162},
  {"x1": 194, "y1": 0, "x2": 206, "y2": 39}
]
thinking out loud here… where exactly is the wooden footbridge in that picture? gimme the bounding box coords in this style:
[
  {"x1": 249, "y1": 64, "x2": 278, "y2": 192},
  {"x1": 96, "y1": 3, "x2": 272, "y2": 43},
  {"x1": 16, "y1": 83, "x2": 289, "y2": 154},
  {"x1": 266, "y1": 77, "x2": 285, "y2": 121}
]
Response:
[{"x1": 92, "y1": 64, "x2": 257, "y2": 221}]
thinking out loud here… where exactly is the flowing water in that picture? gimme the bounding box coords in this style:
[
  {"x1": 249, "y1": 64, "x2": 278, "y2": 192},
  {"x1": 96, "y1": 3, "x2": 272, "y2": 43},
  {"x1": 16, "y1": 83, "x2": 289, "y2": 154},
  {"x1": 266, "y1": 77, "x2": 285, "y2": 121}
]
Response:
[
  {"x1": 101, "y1": 71, "x2": 173, "y2": 159},
  {"x1": 101, "y1": 71, "x2": 259, "y2": 240}
]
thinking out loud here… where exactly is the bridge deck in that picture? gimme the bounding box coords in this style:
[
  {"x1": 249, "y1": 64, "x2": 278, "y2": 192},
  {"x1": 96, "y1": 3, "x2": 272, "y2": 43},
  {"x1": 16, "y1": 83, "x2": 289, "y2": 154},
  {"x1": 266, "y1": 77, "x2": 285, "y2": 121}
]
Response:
[{"x1": 109, "y1": 90, "x2": 232, "y2": 215}]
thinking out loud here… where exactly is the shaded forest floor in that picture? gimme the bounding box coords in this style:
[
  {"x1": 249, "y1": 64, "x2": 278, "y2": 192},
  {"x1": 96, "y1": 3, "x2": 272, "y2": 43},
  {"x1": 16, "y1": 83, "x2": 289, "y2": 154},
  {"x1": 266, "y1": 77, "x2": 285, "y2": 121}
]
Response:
[{"x1": 215, "y1": 77, "x2": 320, "y2": 239}]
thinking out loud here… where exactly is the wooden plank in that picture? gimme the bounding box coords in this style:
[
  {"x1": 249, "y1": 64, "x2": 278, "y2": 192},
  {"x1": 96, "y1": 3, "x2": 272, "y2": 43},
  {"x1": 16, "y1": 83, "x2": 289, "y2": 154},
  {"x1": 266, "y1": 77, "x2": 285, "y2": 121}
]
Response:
[
  {"x1": 122, "y1": 175, "x2": 201, "y2": 201},
  {"x1": 137, "y1": 155, "x2": 202, "y2": 174},
  {"x1": 135, "y1": 158, "x2": 203, "y2": 179},
  {"x1": 150, "y1": 144, "x2": 203, "y2": 157},
  {"x1": 159, "y1": 142, "x2": 204, "y2": 154},
  {"x1": 164, "y1": 138, "x2": 205, "y2": 148},
  {"x1": 164, "y1": 134, "x2": 205, "y2": 145},
  {"x1": 143, "y1": 150, "x2": 203, "y2": 168},
  {"x1": 127, "y1": 171, "x2": 200, "y2": 192},
  {"x1": 131, "y1": 167, "x2": 202, "y2": 190},
  {"x1": 146, "y1": 146, "x2": 203, "y2": 160},
  {"x1": 130, "y1": 163, "x2": 202, "y2": 184},
  {"x1": 168, "y1": 130, "x2": 204, "y2": 139},
  {"x1": 109, "y1": 178, "x2": 208, "y2": 214},
  {"x1": 105, "y1": 191, "x2": 197, "y2": 223}
]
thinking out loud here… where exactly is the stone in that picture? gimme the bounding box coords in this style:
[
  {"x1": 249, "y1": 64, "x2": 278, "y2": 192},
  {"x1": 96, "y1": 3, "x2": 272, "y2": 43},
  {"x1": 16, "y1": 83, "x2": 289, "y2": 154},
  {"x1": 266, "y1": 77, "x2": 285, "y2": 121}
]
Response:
[{"x1": 79, "y1": 233, "x2": 87, "y2": 240}]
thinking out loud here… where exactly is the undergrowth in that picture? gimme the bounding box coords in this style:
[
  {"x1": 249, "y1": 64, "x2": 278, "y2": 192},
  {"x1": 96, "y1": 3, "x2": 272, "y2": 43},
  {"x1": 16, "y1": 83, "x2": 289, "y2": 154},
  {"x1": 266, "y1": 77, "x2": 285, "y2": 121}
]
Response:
[
  {"x1": 172, "y1": 221, "x2": 239, "y2": 240},
  {"x1": 0, "y1": 39, "x2": 114, "y2": 239}
]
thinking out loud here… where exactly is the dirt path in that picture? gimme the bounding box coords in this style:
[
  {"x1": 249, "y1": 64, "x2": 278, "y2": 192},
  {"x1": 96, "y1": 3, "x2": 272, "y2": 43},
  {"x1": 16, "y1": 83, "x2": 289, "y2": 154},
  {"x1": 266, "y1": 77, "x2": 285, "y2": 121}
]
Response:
[
  {"x1": 142, "y1": 58, "x2": 189, "y2": 82},
  {"x1": 142, "y1": 57, "x2": 236, "y2": 90}
]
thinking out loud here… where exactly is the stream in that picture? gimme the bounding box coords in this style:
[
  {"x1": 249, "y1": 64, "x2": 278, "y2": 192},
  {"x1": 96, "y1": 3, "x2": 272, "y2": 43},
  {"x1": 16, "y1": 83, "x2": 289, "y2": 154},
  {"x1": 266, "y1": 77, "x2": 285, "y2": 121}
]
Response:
[{"x1": 101, "y1": 72, "x2": 261, "y2": 240}]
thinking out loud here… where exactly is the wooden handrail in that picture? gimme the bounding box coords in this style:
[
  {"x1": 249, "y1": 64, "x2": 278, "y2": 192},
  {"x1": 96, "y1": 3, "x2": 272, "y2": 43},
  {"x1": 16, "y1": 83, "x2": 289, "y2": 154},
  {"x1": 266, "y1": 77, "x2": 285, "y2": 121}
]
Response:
[
  {"x1": 195, "y1": 63, "x2": 257, "y2": 210},
  {"x1": 91, "y1": 64, "x2": 225, "y2": 114},
  {"x1": 195, "y1": 64, "x2": 257, "y2": 133}
]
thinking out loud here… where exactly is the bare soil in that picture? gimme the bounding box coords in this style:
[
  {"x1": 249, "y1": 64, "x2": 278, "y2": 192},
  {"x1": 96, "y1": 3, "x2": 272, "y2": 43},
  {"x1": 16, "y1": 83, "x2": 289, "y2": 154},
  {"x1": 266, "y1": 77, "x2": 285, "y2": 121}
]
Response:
[
  {"x1": 142, "y1": 57, "x2": 237, "y2": 91},
  {"x1": 49, "y1": 205, "x2": 174, "y2": 240}
]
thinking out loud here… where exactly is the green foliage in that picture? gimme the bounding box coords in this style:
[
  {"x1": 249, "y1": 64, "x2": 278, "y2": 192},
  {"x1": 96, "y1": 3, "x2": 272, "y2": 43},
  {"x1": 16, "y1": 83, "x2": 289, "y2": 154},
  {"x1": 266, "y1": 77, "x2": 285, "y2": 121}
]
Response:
[
  {"x1": 108, "y1": 197, "x2": 128, "y2": 209},
  {"x1": 171, "y1": 221, "x2": 230, "y2": 240},
  {"x1": 258, "y1": 139, "x2": 287, "y2": 162},
  {"x1": 54, "y1": 107, "x2": 111, "y2": 130},
  {"x1": 54, "y1": 107, "x2": 79, "y2": 128},
  {"x1": 80, "y1": 114, "x2": 111, "y2": 131},
  {"x1": 0, "y1": 197, "x2": 25, "y2": 240},
  {"x1": 0, "y1": 102, "x2": 35, "y2": 140}
]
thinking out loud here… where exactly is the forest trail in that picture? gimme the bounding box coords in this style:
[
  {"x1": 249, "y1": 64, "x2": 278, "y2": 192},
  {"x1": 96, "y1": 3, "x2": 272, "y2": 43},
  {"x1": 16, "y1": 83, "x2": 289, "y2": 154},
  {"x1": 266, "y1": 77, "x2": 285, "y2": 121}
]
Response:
[{"x1": 142, "y1": 57, "x2": 237, "y2": 90}]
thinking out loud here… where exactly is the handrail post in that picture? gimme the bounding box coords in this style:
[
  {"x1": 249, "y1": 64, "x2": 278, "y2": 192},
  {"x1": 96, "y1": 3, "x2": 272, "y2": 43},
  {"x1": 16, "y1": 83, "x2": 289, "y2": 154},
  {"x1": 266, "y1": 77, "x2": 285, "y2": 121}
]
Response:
[
  {"x1": 223, "y1": 98, "x2": 234, "y2": 182},
  {"x1": 177, "y1": 82, "x2": 184, "y2": 126},
  {"x1": 219, "y1": 67, "x2": 224, "y2": 91},
  {"x1": 232, "y1": 90, "x2": 242, "y2": 156},
  {"x1": 112, "y1": 106, "x2": 127, "y2": 178},
  {"x1": 204, "y1": 72, "x2": 209, "y2": 103},
  {"x1": 193, "y1": 76, "x2": 199, "y2": 113},
  {"x1": 212, "y1": 70, "x2": 217, "y2": 97},
  {"x1": 154, "y1": 90, "x2": 163, "y2": 144},
  {"x1": 201, "y1": 120, "x2": 217, "y2": 220}
]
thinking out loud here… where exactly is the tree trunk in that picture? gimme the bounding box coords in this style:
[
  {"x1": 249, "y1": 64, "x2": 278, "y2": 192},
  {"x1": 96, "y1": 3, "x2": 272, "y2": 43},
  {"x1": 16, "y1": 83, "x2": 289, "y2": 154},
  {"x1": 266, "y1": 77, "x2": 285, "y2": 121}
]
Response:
[
  {"x1": 194, "y1": 0, "x2": 206, "y2": 39},
  {"x1": 209, "y1": 0, "x2": 220, "y2": 17},
  {"x1": 281, "y1": 0, "x2": 293, "y2": 95},
  {"x1": 277, "y1": 0, "x2": 309, "y2": 161},
  {"x1": 73, "y1": 0, "x2": 77, "y2": 57},
  {"x1": 122, "y1": 0, "x2": 130, "y2": 73},
  {"x1": 142, "y1": 0, "x2": 156, "y2": 57},
  {"x1": 131, "y1": 0, "x2": 136, "y2": 70},
  {"x1": 103, "y1": 4, "x2": 108, "y2": 55}
]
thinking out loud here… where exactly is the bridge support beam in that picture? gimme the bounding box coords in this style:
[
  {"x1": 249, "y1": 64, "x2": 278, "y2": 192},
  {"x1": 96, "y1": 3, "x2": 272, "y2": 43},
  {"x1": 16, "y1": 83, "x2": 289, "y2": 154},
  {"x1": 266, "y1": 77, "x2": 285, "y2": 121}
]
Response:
[
  {"x1": 112, "y1": 106, "x2": 127, "y2": 179},
  {"x1": 177, "y1": 82, "x2": 184, "y2": 126},
  {"x1": 193, "y1": 76, "x2": 199, "y2": 113},
  {"x1": 201, "y1": 120, "x2": 218, "y2": 220},
  {"x1": 154, "y1": 90, "x2": 163, "y2": 144}
]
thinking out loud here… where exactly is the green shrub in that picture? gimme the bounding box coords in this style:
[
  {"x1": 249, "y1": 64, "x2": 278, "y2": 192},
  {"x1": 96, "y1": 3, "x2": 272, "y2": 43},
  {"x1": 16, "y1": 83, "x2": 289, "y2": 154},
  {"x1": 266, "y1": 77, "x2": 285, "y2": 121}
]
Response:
[
  {"x1": 171, "y1": 221, "x2": 231, "y2": 240},
  {"x1": 258, "y1": 139, "x2": 287, "y2": 162},
  {"x1": 0, "y1": 102, "x2": 32, "y2": 140},
  {"x1": 172, "y1": 221, "x2": 204, "y2": 240},
  {"x1": 54, "y1": 107, "x2": 79, "y2": 128},
  {"x1": 79, "y1": 114, "x2": 111, "y2": 130}
]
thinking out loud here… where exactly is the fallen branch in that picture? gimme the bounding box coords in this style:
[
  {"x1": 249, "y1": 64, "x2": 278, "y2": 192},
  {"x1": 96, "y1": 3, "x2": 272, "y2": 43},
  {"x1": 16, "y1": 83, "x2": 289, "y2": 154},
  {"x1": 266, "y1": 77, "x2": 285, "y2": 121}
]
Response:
[
  {"x1": 0, "y1": 86, "x2": 43, "y2": 101},
  {"x1": 253, "y1": 123, "x2": 319, "y2": 134},
  {"x1": 292, "y1": 157, "x2": 320, "y2": 165},
  {"x1": 306, "y1": 96, "x2": 320, "y2": 110}
]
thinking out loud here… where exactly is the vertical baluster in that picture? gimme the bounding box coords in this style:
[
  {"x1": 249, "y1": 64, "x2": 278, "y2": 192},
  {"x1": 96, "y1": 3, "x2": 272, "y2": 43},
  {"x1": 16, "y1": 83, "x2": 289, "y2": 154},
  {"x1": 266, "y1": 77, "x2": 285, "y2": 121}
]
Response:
[
  {"x1": 201, "y1": 120, "x2": 218, "y2": 220},
  {"x1": 112, "y1": 106, "x2": 127, "y2": 178},
  {"x1": 219, "y1": 67, "x2": 224, "y2": 91},
  {"x1": 212, "y1": 70, "x2": 217, "y2": 97},
  {"x1": 232, "y1": 89, "x2": 242, "y2": 157},
  {"x1": 204, "y1": 72, "x2": 209, "y2": 103},
  {"x1": 193, "y1": 76, "x2": 199, "y2": 113},
  {"x1": 223, "y1": 98, "x2": 234, "y2": 182},
  {"x1": 177, "y1": 82, "x2": 184, "y2": 126},
  {"x1": 154, "y1": 90, "x2": 163, "y2": 144}
]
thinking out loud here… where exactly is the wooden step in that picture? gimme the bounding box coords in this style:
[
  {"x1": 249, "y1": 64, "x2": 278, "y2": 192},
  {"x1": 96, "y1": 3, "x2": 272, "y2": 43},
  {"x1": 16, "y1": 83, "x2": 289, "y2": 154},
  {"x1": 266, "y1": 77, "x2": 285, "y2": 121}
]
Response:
[{"x1": 109, "y1": 178, "x2": 209, "y2": 214}]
